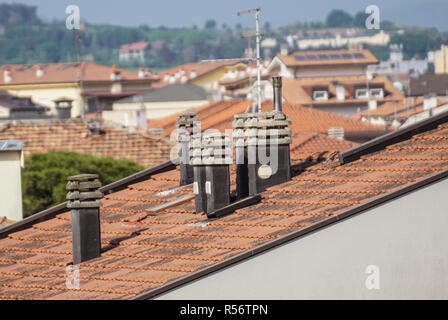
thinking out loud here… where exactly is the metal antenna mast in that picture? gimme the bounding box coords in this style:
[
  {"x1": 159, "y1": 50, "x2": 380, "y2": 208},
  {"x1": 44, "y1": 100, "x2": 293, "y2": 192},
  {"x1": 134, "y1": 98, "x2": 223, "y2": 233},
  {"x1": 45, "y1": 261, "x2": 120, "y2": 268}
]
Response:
[
  {"x1": 76, "y1": 30, "x2": 85, "y2": 119},
  {"x1": 238, "y1": 8, "x2": 262, "y2": 113},
  {"x1": 201, "y1": 8, "x2": 263, "y2": 113}
]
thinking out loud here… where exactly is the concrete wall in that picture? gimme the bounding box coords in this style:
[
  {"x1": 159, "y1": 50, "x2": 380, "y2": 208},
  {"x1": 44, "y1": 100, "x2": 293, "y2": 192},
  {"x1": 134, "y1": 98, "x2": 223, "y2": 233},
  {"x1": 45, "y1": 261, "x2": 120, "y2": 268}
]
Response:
[
  {"x1": 0, "y1": 151, "x2": 23, "y2": 222},
  {"x1": 156, "y1": 177, "x2": 448, "y2": 300}
]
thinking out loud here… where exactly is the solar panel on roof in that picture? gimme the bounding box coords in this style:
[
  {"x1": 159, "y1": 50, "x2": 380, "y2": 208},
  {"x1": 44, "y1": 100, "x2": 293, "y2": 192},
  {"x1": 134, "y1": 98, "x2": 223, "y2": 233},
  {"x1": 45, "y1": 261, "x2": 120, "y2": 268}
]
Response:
[
  {"x1": 294, "y1": 52, "x2": 366, "y2": 61},
  {"x1": 16, "y1": 65, "x2": 32, "y2": 72}
]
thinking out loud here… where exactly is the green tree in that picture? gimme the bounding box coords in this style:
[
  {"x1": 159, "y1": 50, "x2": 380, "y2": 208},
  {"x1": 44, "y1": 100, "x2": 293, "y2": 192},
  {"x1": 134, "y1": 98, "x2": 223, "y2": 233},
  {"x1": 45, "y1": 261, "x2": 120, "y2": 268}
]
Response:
[
  {"x1": 21, "y1": 151, "x2": 144, "y2": 217},
  {"x1": 326, "y1": 9, "x2": 353, "y2": 28},
  {"x1": 204, "y1": 19, "x2": 216, "y2": 30},
  {"x1": 353, "y1": 11, "x2": 367, "y2": 28}
]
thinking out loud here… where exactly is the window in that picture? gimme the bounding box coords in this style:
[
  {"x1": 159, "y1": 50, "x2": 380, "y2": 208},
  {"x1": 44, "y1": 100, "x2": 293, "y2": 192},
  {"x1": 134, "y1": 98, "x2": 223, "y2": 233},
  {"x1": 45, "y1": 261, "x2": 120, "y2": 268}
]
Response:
[
  {"x1": 370, "y1": 88, "x2": 384, "y2": 98},
  {"x1": 355, "y1": 89, "x2": 368, "y2": 99},
  {"x1": 313, "y1": 90, "x2": 328, "y2": 101}
]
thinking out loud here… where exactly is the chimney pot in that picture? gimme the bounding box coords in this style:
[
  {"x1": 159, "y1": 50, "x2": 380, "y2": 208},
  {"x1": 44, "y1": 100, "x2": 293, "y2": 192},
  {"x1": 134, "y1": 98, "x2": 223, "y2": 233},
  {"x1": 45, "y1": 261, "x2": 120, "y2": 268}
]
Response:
[
  {"x1": 176, "y1": 112, "x2": 198, "y2": 186},
  {"x1": 273, "y1": 76, "x2": 283, "y2": 112},
  {"x1": 67, "y1": 174, "x2": 103, "y2": 265}
]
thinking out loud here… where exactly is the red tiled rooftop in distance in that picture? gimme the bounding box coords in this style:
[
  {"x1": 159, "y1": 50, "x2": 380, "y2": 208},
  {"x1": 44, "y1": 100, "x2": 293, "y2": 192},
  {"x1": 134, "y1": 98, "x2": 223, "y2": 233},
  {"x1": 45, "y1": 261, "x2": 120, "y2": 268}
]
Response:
[
  {"x1": 0, "y1": 121, "x2": 173, "y2": 168},
  {"x1": 277, "y1": 49, "x2": 379, "y2": 68},
  {"x1": 119, "y1": 41, "x2": 150, "y2": 52},
  {"x1": 0, "y1": 62, "x2": 157, "y2": 86},
  {"x1": 147, "y1": 99, "x2": 386, "y2": 138},
  {"x1": 281, "y1": 75, "x2": 404, "y2": 106},
  {"x1": 1, "y1": 118, "x2": 448, "y2": 299},
  {"x1": 351, "y1": 98, "x2": 448, "y2": 120}
]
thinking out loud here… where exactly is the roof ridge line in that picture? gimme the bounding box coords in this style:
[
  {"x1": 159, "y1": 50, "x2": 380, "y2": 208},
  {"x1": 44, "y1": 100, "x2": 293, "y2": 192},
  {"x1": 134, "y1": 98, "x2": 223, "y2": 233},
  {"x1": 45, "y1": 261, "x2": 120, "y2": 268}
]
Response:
[{"x1": 339, "y1": 109, "x2": 448, "y2": 165}]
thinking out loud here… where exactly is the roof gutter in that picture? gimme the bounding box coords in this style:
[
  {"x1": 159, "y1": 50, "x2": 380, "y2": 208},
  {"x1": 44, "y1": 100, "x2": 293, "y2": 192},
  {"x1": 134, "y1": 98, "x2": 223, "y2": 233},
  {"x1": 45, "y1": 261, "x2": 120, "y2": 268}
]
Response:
[
  {"x1": 0, "y1": 158, "x2": 178, "y2": 239},
  {"x1": 131, "y1": 167, "x2": 448, "y2": 300}
]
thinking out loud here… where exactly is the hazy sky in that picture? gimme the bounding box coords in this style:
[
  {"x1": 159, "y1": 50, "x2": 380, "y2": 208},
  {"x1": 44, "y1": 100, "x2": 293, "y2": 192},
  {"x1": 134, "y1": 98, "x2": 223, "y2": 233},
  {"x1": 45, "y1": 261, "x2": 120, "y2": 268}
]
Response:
[{"x1": 3, "y1": 0, "x2": 448, "y2": 31}]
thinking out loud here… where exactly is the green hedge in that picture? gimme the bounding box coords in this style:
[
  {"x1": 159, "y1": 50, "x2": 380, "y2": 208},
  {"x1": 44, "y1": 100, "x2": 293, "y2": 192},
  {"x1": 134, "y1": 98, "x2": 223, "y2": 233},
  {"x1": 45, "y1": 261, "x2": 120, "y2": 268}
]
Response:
[{"x1": 21, "y1": 151, "x2": 144, "y2": 217}]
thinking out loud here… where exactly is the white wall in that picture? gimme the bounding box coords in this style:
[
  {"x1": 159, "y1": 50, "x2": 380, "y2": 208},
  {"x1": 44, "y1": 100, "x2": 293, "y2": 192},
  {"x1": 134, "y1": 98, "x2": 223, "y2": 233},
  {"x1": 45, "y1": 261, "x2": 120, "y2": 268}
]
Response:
[
  {"x1": 0, "y1": 151, "x2": 23, "y2": 221},
  {"x1": 156, "y1": 177, "x2": 448, "y2": 300}
]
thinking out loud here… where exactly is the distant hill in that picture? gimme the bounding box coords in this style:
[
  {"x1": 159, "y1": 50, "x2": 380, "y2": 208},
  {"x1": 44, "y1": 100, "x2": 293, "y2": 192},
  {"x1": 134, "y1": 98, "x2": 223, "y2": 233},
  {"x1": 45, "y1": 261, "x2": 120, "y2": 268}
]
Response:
[{"x1": 0, "y1": 3, "x2": 447, "y2": 70}]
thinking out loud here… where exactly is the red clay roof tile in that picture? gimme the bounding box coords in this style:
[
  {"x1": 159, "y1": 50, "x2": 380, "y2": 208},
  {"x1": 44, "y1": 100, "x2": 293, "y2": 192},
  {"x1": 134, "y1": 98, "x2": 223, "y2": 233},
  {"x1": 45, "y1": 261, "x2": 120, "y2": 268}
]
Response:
[{"x1": 1, "y1": 117, "x2": 448, "y2": 299}]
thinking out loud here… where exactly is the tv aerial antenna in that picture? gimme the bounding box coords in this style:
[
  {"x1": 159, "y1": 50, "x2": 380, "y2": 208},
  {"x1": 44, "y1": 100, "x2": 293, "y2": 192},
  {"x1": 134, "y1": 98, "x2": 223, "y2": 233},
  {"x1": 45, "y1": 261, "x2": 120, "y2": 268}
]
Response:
[{"x1": 202, "y1": 8, "x2": 263, "y2": 112}]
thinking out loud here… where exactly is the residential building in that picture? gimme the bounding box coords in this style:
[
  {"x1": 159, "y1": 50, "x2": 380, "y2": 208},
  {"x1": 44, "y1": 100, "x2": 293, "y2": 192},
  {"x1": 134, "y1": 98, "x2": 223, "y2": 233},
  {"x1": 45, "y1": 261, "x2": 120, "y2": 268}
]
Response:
[
  {"x1": 0, "y1": 90, "x2": 48, "y2": 120},
  {"x1": 0, "y1": 120, "x2": 173, "y2": 168},
  {"x1": 434, "y1": 44, "x2": 448, "y2": 74},
  {"x1": 351, "y1": 96, "x2": 448, "y2": 128},
  {"x1": 409, "y1": 73, "x2": 448, "y2": 98},
  {"x1": 1, "y1": 105, "x2": 448, "y2": 299},
  {"x1": 219, "y1": 63, "x2": 272, "y2": 99},
  {"x1": 276, "y1": 75, "x2": 404, "y2": 117},
  {"x1": 368, "y1": 44, "x2": 430, "y2": 90},
  {"x1": 153, "y1": 61, "x2": 247, "y2": 94},
  {"x1": 267, "y1": 49, "x2": 379, "y2": 79},
  {"x1": 296, "y1": 29, "x2": 390, "y2": 50},
  {"x1": 0, "y1": 140, "x2": 23, "y2": 222},
  {"x1": 0, "y1": 63, "x2": 158, "y2": 118},
  {"x1": 119, "y1": 41, "x2": 150, "y2": 63},
  {"x1": 108, "y1": 83, "x2": 209, "y2": 126}
]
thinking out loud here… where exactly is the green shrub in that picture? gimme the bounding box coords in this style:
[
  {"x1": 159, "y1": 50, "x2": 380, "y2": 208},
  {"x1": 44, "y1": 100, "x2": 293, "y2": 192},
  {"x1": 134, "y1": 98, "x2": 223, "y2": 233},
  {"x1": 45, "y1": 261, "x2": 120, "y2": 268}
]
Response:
[{"x1": 21, "y1": 151, "x2": 144, "y2": 217}]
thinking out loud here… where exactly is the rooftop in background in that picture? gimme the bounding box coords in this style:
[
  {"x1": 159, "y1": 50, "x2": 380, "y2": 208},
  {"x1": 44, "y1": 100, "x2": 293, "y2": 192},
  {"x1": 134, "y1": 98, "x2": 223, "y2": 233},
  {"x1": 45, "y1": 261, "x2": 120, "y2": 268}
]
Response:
[
  {"x1": 0, "y1": 120, "x2": 173, "y2": 168},
  {"x1": 409, "y1": 73, "x2": 448, "y2": 97},
  {"x1": 1, "y1": 108, "x2": 448, "y2": 299},
  {"x1": 281, "y1": 75, "x2": 404, "y2": 106},
  {"x1": 119, "y1": 41, "x2": 150, "y2": 52},
  {"x1": 147, "y1": 99, "x2": 388, "y2": 141},
  {"x1": 152, "y1": 61, "x2": 245, "y2": 88},
  {"x1": 0, "y1": 62, "x2": 158, "y2": 86},
  {"x1": 276, "y1": 49, "x2": 379, "y2": 68}
]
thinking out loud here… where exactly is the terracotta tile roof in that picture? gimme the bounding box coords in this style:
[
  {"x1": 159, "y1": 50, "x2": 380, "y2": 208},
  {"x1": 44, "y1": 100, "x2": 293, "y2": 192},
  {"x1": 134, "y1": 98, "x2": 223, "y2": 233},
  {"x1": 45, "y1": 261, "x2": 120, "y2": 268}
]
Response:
[
  {"x1": 0, "y1": 62, "x2": 157, "y2": 86},
  {"x1": 119, "y1": 42, "x2": 150, "y2": 52},
  {"x1": 152, "y1": 61, "x2": 243, "y2": 88},
  {"x1": 281, "y1": 75, "x2": 404, "y2": 106},
  {"x1": 351, "y1": 98, "x2": 447, "y2": 120},
  {"x1": 147, "y1": 99, "x2": 386, "y2": 138},
  {"x1": 0, "y1": 120, "x2": 173, "y2": 167},
  {"x1": 290, "y1": 133, "x2": 358, "y2": 161},
  {"x1": 1, "y1": 112, "x2": 448, "y2": 299},
  {"x1": 277, "y1": 49, "x2": 379, "y2": 68}
]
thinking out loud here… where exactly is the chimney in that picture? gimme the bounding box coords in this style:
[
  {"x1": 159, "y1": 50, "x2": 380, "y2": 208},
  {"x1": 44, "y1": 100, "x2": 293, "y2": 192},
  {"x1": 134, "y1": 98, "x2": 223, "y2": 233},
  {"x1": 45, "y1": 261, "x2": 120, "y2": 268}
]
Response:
[
  {"x1": 233, "y1": 77, "x2": 292, "y2": 197},
  {"x1": 280, "y1": 44, "x2": 289, "y2": 56},
  {"x1": 3, "y1": 67, "x2": 12, "y2": 83},
  {"x1": 176, "y1": 111, "x2": 197, "y2": 186},
  {"x1": 138, "y1": 67, "x2": 146, "y2": 79},
  {"x1": 66, "y1": 174, "x2": 103, "y2": 265},
  {"x1": 110, "y1": 64, "x2": 121, "y2": 81},
  {"x1": 0, "y1": 140, "x2": 24, "y2": 222},
  {"x1": 54, "y1": 98, "x2": 73, "y2": 119},
  {"x1": 273, "y1": 76, "x2": 283, "y2": 111},
  {"x1": 192, "y1": 133, "x2": 231, "y2": 216},
  {"x1": 36, "y1": 65, "x2": 44, "y2": 78}
]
